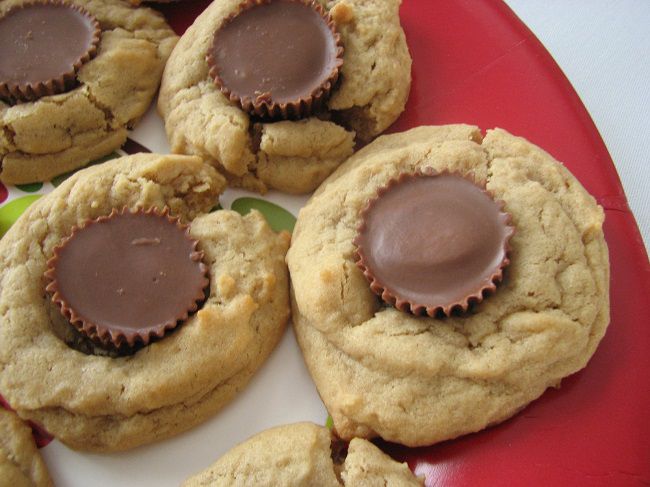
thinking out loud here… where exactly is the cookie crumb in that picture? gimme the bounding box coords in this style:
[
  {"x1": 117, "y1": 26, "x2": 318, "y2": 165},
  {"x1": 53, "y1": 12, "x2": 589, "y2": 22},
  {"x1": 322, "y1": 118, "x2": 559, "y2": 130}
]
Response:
[
  {"x1": 217, "y1": 273, "x2": 236, "y2": 298},
  {"x1": 330, "y1": 2, "x2": 354, "y2": 24},
  {"x1": 319, "y1": 268, "x2": 336, "y2": 284}
]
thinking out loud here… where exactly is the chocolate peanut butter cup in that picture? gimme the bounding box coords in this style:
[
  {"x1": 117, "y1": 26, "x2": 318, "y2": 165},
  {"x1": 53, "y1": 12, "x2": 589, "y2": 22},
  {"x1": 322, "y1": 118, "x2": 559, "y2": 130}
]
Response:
[
  {"x1": 45, "y1": 208, "x2": 209, "y2": 350},
  {"x1": 207, "y1": 0, "x2": 344, "y2": 119},
  {"x1": 0, "y1": 1, "x2": 101, "y2": 104},
  {"x1": 354, "y1": 172, "x2": 515, "y2": 317}
]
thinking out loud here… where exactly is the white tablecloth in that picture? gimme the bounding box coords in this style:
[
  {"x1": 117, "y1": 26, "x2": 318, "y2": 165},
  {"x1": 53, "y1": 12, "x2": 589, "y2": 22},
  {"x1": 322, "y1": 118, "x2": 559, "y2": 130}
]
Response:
[{"x1": 505, "y1": 0, "x2": 650, "y2": 254}]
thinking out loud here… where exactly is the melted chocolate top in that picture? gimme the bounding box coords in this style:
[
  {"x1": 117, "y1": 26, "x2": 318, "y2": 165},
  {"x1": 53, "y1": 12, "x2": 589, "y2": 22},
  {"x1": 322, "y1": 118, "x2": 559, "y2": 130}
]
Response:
[
  {"x1": 0, "y1": 3, "x2": 98, "y2": 87},
  {"x1": 355, "y1": 173, "x2": 513, "y2": 314},
  {"x1": 210, "y1": 0, "x2": 339, "y2": 104},
  {"x1": 48, "y1": 210, "x2": 208, "y2": 344}
]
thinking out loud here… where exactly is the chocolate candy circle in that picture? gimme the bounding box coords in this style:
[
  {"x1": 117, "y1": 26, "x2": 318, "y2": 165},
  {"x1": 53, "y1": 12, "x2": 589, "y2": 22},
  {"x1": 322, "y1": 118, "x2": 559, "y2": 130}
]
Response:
[
  {"x1": 207, "y1": 0, "x2": 343, "y2": 119},
  {"x1": 45, "y1": 208, "x2": 208, "y2": 349},
  {"x1": 0, "y1": 1, "x2": 100, "y2": 103},
  {"x1": 354, "y1": 172, "x2": 514, "y2": 316}
]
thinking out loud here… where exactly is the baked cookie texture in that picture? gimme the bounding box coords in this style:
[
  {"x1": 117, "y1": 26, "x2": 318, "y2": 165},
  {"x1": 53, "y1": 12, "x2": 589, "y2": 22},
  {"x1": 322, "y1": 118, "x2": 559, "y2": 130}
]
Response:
[
  {"x1": 0, "y1": 409, "x2": 52, "y2": 487},
  {"x1": 129, "y1": 0, "x2": 182, "y2": 4},
  {"x1": 129, "y1": 0, "x2": 185, "y2": 4},
  {"x1": 182, "y1": 422, "x2": 422, "y2": 486},
  {"x1": 0, "y1": 153, "x2": 291, "y2": 452},
  {"x1": 287, "y1": 125, "x2": 610, "y2": 446},
  {"x1": 0, "y1": 0, "x2": 178, "y2": 184},
  {"x1": 158, "y1": 0, "x2": 411, "y2": 194}
]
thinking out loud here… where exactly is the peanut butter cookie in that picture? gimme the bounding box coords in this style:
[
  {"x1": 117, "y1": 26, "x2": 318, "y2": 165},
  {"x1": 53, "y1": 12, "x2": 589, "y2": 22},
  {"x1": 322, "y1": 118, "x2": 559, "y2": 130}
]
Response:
[
  {"x1": 158, "y1": 0, "x2": 411, "y2": 194},
  {"x1": 287, "y1": 125, "x2": 610, "y2": 446},
  {"x1": 0, "y1": 0, "x2": 177, "y2": 184},
  {"x1": 182, "y1": 422, "x2": 422, "y2": 486},
  {"x1": 0, "y1": 408, "x2": 52, "y2": 487},
  {"x1": 0, "y1": 153, "x2": 291, "y2": 451}
]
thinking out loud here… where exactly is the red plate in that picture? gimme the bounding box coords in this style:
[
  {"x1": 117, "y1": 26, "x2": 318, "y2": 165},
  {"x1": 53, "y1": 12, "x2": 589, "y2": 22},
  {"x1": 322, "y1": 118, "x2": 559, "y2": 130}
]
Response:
[
  {"x1": 386, "y1": 3, "x2": 650, "y2": 485},
  {"x1": 155, "y1": 0, "x2": 650, "y2": 485},
  {"x1": 92, "y1": 0, "x2": 650, "y2": 484}
]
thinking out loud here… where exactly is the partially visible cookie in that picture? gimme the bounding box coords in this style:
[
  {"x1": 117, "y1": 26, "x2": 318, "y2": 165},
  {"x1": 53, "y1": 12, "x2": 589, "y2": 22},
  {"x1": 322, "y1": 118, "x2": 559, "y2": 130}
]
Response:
[
  {"x1": 129, "y1": 0, "x2": 186, "y2": 4},
  {"x1": 182, "y1": 422, "x2": 422, "y2": 486},
  {"x1": 341, "y1": 437, "x2": 422, "y2": 487},
  {"x1": 0, "y1": 408, "x2": 52, "y2": 487},
  {"x1": 0, "y1": 153, "x2": 291, "y2": 451},
  {"x1": 0, "y1": 0, "x2": 178, "y2": 184},
  {"x1": 287, "y1": 125, "x2": 610, "y2": 446},
  {"x1": 158, "y1": 0, "x2": 411, "y2": 194}
]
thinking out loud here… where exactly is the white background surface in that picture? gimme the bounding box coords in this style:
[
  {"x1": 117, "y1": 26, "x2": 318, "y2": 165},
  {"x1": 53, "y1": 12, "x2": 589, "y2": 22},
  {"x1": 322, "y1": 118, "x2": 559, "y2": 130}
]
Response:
[
  {"x1": 39, "y1": 1, "x2": 650, "y2": 485},
  {"x1": 505, "y1": 0, "x2": 650, "y2": 253}
]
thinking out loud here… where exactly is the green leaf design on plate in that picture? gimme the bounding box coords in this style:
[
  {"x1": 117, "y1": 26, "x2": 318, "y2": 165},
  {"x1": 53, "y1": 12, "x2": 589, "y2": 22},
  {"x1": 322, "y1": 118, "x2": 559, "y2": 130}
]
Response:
[
  {"x1": 231, "y1": 198, "x2": 296, "y2": 233},
  {"x1": 325, "y1": 415, "x2": 334, "y2": 430},
  {"x1": 15, "y1": 182, "x2": 43, "y2": 193},
  {"x1": 51, "y1": 152, "x2": 121, "y2": 187},
  {"x1": 0, "y1": 195, "x2": 42, "y2": 237}
]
